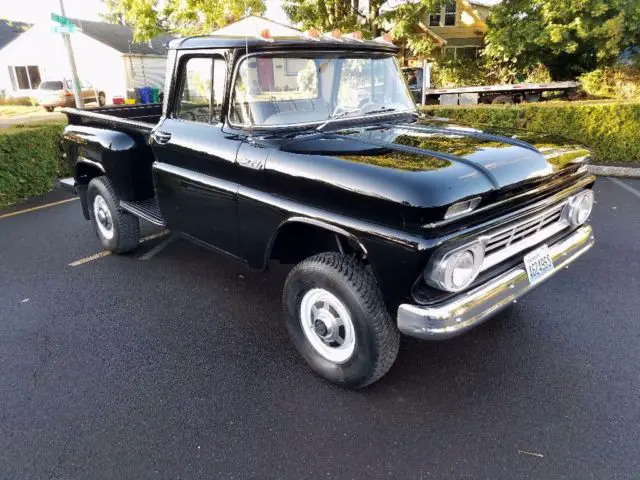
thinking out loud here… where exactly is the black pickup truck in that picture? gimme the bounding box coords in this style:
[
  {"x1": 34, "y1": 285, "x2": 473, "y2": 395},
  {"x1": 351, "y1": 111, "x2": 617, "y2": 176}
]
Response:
[{"x1": 60, "y1": 34, "x2": 595, "y2": 388}]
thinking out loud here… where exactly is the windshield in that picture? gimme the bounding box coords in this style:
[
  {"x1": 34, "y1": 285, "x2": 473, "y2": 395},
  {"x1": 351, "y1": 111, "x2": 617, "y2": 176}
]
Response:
[{"x1": 230, "y1": 53, "x2": 416, "y2": 127}]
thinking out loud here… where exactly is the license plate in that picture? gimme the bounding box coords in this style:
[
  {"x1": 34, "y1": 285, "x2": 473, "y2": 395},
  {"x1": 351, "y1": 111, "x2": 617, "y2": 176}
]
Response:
[{"x1": 524, "y1": 245, "x2": 554, "y2": 284}]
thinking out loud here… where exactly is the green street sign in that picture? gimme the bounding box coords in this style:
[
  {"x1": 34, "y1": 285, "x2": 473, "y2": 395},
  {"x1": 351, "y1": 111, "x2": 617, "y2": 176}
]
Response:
[
  {"x1": 52, "y1": 24, "x2": 79, "y2": 34},
  {"x1": 51, "y1": 13, "x2": 73, "y2": 26}
]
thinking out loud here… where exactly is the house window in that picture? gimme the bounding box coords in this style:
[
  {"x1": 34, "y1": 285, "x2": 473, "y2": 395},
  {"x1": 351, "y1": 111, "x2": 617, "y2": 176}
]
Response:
[
  {"x1": 8, "y1": 65, "x2": 41, "y2": 90},
  {"x1": 429, "y1": 0, "x2": 457, "y2": 27},
  {"x1": 443, "y1": 46, "x2": 481, "y2": 60}
]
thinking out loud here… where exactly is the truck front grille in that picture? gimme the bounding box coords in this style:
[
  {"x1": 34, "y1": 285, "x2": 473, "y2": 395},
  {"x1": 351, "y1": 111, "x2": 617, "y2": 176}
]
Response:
[{"x1": 481, "y1": 202, "x2": 569, "y2": 271}]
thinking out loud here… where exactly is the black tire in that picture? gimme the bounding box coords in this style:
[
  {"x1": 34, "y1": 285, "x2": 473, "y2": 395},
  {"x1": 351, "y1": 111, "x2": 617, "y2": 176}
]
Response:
[
  {"x1": 283, "y1": 252, "x2": 400, "y2": 388},
  {"x1": 44, "y1": 106, "x2": 54, "y2": 112},
  {"x1": 491, "y1": 95, "x2": 515, "y2": 105},
  {"x1": 98, "y1": 92, "x2": 106, "y2": 106},
  {"x1": 87, "y1": 176, "x2": 140, "y2": 254}
]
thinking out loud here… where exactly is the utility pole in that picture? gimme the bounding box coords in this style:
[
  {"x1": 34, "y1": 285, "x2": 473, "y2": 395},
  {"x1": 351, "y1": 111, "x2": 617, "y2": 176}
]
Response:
[{"x1": 58, "y1": 0, "x2": 84, "y2": 108}]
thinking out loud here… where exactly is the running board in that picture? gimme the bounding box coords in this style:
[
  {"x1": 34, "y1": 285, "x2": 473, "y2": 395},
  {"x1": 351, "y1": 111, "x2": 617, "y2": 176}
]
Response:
[{"x1": 120, "y1": 198, "x2": 166, "y2": 226}]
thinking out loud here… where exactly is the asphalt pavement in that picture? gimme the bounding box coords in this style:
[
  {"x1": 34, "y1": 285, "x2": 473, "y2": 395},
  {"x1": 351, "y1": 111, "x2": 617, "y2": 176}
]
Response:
[{"x1": 1, "y1": 178, "x2": 639, "y2": 479}]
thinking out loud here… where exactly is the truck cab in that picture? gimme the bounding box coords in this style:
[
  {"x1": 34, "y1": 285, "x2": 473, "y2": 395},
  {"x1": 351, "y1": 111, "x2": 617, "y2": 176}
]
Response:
[{"x1": 60, "y1": 31, "x2": 595, "y2": 388}]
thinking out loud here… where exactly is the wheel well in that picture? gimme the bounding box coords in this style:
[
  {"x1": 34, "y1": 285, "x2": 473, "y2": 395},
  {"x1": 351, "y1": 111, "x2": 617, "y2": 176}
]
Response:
[
  {"x1": 269, "y1": 222, "x2": 367, "y2": 266},
  {"x1": 75, "y1": 162, "x2": 104, "y2": 186}
]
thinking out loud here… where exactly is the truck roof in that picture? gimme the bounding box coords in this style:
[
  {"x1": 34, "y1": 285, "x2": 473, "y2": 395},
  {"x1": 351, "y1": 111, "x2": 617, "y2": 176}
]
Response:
[{"x1": 168, "y1": 35, "x2": 399, "y2": 54}]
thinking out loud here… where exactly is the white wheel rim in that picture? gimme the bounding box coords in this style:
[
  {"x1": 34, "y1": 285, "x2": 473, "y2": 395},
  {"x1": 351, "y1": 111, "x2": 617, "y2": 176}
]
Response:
[
  {"x1": 300, "y1": 288, "x2": 356, "y2": 364},
  {"x1": 93, "y1": 194, "x2": 114, "y2": 240}
]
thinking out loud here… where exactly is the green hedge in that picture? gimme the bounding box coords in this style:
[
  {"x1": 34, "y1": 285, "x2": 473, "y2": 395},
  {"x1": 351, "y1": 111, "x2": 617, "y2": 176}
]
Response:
[
  {"x1": 0, "y1": 122, "x2": 69, "y2": 207},
  {"x1": 421, "y1": 102, "x2": 640, "y2": 165}
]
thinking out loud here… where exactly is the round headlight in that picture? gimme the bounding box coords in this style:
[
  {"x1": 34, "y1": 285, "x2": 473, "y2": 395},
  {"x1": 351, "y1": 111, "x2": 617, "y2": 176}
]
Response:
[
  {"x1": 425, "y1": 243, "x2": 485, "y2": 292},
  {"x1": 565, "y1": 190, "x2": 594, "y2": 226}
]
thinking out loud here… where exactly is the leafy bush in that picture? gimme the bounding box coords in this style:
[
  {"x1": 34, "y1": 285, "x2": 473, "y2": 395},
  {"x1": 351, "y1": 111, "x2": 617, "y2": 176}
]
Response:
[
  {"x1": 431, "y1": 57, "x2": 492, "y2": 88},
  {"x1": 431, "y1": 58, "x2": 552, "y2": 88},
  {"x1": 0, "y1": 122, "x2": 69, "y2": 207},
  {"x1": 579, "y1": 67, "x2": 640, "y2": 99},
  {"x1": 422, "y1": 102, "x2": 640, "y2": 164}
]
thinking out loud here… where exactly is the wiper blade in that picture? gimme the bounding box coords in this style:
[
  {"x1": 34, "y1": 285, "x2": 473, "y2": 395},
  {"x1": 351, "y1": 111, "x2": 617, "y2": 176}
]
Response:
[
  {"x1": 362, "y1": 107, "x2": 396, "y2": 116},
  {"x1": 316, "y1": 110, "x2": 348, "y2": 132}
]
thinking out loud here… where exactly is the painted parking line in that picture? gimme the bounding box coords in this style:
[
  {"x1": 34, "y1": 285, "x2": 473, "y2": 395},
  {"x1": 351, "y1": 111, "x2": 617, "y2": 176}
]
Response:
[
  {"x1": 0, "y1": 197, "x2": 78, "y2": 220},
  {"x1": 609, "y1": 177, "x2": 640, "y2": 200},
  {"x1": 68, "y1": 230, "x2": 170, "y2": 267},
  {"x1": 138, "y1": 234, "x2": 177, "y2": 261},
  {"x1": 69, "y1": 250, "x2": 111, "y2": 267}
]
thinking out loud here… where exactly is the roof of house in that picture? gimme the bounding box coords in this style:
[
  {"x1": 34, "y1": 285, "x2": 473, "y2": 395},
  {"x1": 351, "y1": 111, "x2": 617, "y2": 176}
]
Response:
[
  {"x1": 0, "y1": 19, "x2": 31, "y2": 51},
  {"x1": 69, "y1": 18, "x2": 174, "y2": 55}
]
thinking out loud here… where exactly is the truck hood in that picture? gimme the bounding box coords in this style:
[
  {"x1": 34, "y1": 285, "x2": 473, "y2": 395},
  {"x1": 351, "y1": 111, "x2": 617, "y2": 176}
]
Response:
[{"x1": 278, "y1": 118, "x2": 590, "y2": 210}]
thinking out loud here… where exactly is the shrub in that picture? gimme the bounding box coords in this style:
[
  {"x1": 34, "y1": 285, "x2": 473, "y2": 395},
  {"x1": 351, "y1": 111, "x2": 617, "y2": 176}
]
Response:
[
  {"x1": 431, "y1": 57, "x2": 492, "y2": 88},
  {"x1": 422, "y1": 102, "x2": 640, "y2": 164},
  {"x1": 0, "y1": 122, "x2": 69, "y2": 207},
  {"x1": 579, "y1": 67, "x2": 640, "y2": 99}
]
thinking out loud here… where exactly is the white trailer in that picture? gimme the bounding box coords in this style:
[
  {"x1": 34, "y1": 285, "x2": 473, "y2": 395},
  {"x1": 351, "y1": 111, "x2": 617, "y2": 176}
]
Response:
[{"x1": 402, "y1": 66, "x2": 580, "y2": 106}]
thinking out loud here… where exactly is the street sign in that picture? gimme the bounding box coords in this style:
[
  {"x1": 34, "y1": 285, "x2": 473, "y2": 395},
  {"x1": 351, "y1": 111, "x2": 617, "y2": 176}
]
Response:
[
  {"x1": 52, "y1": 24, "x2": 79, "y2": 34},
  {"x1": 51, "y1": 12, "x2": 73, "y2": 25}
]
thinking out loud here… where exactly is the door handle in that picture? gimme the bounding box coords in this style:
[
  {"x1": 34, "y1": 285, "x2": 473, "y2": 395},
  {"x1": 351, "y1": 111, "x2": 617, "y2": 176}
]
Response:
[{"x1": 152, "y1": 131, "x2": 171, "y2": 145}]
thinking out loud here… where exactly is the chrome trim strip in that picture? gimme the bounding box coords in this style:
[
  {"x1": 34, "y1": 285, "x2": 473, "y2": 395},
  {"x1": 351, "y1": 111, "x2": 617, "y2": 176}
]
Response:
[
  {"x1": 77, "y1": 156, "x2": 105, "y2": 173},
  {"x1": 397, "y1": 225, "x2": 594, "y2": 340},
  {"x1": 422, "y1": 174, "x2": 595, "y2": 229},
  {"x1": 152, "y1": 161, "x2": 237, "y2": 194}
]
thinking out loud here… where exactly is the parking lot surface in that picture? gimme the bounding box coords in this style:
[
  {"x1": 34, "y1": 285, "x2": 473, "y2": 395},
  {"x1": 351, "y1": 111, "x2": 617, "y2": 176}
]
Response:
[{"x1": 1, "y1": 178, "x2": 639, "y2": 479}]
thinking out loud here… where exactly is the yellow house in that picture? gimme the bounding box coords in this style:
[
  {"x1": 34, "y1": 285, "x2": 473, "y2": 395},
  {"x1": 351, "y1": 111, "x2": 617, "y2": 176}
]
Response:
[{"x1": 418, "y1": 0, "x2": 491, "y2": 60}]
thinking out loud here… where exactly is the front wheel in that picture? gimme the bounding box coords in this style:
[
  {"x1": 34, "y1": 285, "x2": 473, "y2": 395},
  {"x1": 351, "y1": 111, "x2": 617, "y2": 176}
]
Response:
[
  {"x1": 283, "y1": 253, "x2": 400, "y2": 388},
  {"x1": 87, "y1": 176, "x2": 140, "y2": 253}
]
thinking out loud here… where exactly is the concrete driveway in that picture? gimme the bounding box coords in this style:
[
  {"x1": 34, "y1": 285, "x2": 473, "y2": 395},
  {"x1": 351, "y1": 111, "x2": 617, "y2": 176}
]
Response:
[{"x1": 0, "y1": 178, "x2": 639, "y2": 479}]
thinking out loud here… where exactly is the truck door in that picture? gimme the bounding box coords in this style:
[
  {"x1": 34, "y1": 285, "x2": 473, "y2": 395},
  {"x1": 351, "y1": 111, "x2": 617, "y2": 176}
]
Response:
[{"x1": 151, "y1": 53, "x2": 244, "y2": 258}]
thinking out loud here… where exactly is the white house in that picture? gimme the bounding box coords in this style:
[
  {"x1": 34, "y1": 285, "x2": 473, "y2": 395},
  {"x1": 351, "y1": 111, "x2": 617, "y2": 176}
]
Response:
[{"x1": 0, "y1": 18, "x2": 174, "y2": 102}]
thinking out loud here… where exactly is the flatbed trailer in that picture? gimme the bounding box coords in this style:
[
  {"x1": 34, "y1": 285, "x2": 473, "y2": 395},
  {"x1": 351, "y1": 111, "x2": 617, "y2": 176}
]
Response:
[{"x1": 402, "y1": 67, "x2": 580, "y2": 106}]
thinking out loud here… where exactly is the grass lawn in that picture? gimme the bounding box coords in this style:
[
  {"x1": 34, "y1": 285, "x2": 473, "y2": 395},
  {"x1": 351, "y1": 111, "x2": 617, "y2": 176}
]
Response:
[{"x1": 0, "y1": 105, "x2": 43, "y2": 117}]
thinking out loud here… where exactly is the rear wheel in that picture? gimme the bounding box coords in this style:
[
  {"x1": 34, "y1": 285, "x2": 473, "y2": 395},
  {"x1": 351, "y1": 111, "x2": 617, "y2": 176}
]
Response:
[
  {"x1": 87, "y1": 176, "x2": 140, "y2": 253},
  {"x1": 283, "y1": 252, "x2": 400, "y2": 388},
  {"x1": 98, "y1": 91, "x2": 106, "y2": 106},
  {"x1": 44, "y1": 106, "x2": 54, "y2": 112}
]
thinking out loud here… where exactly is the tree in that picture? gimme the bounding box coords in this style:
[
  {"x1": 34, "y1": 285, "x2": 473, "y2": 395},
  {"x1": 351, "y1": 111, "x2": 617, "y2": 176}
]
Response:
[
  {"x1": 484, "y1": 0, "x2": 640, "y2": 80},
  {"x1": 282, "y1": 0, "x2": 441, "y2": 41},
  {"x1": 101, "y1": 0, "x2": 266, "y2": 41},
  {"x1": 282, "y1": 0, "x2": 372, "y2": 36}
]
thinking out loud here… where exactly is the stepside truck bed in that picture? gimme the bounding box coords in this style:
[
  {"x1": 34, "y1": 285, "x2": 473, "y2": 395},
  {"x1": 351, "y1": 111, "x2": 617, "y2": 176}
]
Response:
[
  {"x1": 60, "y1": 104, "x2": 163, "y2": 218},
  {"x1": 62, "y1": 104, "x2": 162, "y2": 134}
]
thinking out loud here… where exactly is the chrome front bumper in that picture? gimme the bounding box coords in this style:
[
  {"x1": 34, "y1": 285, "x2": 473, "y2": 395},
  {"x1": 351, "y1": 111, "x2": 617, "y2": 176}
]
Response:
[{"x1": 397, "y1": 225, "x2": 594, "y2": 340}]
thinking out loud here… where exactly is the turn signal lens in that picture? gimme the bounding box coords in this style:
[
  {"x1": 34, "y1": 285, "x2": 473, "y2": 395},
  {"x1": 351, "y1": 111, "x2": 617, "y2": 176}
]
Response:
[
  {"x1": 564, "y1": 190, "x2": 594, "y2": 226},
  {"x1": 425, "y1": 242, "x2": 485, "y2": 292}
]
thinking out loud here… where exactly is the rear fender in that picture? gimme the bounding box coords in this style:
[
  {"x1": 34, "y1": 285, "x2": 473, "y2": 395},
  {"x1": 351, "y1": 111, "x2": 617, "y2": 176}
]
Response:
[{"x1": 61, "y1": 125, "x2": 155, "y2": 201}]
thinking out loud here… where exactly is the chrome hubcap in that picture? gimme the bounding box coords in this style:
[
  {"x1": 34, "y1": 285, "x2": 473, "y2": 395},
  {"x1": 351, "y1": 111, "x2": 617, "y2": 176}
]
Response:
[
  {"x1": 300, "y1": 288, "x2": 355, "y2": 364},
  {"x1": 93, "y1": 194, "x2": 114, "y2": 240}
]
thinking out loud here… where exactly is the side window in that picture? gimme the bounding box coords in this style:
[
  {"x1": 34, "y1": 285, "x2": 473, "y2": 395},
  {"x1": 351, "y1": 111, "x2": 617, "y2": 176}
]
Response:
[{"x1": 176, "y1": 56, "x2": 226, "y2": 123}]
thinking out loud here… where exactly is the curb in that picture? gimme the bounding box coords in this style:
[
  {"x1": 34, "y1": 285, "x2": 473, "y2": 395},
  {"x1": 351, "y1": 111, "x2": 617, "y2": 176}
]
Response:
[{"x1": 587, "y1": 165, "x2": 640, "y2": 178}]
